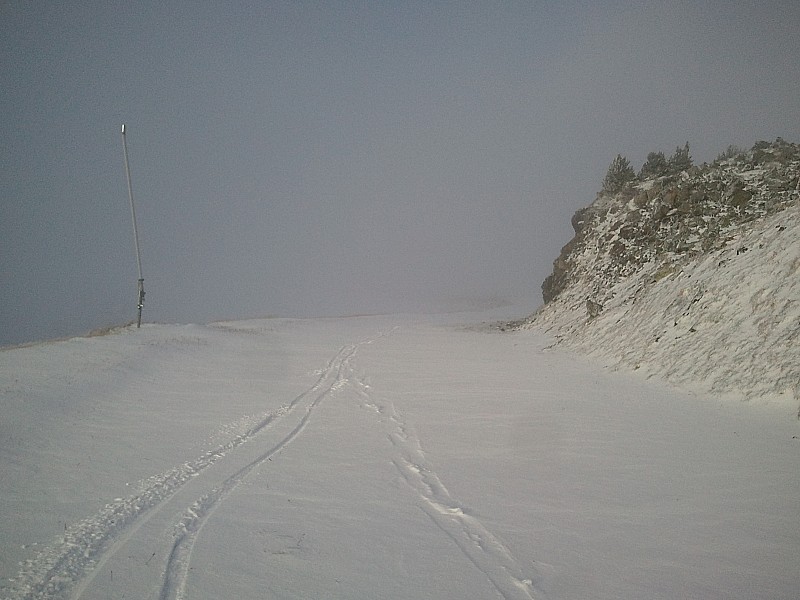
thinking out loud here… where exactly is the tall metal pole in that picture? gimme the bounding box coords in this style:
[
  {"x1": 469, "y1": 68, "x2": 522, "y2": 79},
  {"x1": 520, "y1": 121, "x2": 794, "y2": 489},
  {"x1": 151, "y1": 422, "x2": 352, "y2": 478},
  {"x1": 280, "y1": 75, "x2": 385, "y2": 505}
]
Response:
[{"x1": 121, "y1": 124, "x2": 145, "y2": 327}]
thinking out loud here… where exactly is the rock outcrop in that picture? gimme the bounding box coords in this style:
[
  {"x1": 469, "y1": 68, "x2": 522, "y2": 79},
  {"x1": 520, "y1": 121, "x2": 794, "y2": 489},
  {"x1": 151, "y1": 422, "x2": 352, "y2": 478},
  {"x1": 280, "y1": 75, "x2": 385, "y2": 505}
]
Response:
[{"x1": 525, "y1": 139, "x2": 800, "y2": 410}]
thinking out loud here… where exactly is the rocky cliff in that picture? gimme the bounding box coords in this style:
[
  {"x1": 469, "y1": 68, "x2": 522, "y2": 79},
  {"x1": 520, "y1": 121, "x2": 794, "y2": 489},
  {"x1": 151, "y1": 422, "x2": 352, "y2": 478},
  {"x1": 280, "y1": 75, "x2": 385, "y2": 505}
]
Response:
[{"x1": 524, "y1": 139, "x2": 800, "y2": 411}]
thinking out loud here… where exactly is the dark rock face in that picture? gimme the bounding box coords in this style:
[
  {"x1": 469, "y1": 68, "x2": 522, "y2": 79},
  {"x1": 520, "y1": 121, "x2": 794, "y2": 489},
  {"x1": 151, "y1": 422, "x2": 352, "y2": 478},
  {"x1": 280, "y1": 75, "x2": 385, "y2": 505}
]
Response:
[
  {"x1": 541, "y1": 227, "x2": 584, "y2": 304},
  {"x1": 541, "y1": 139, "x2": 800, "y2": 305}
]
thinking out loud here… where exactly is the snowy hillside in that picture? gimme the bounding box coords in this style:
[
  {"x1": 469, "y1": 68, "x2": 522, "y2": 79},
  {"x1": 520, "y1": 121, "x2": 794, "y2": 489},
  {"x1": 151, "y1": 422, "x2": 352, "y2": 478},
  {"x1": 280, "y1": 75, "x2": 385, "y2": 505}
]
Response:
[
  {"x1": 3, "y1": 312, "x2": 798, "y2": 599},
  {"x1": 525, "y1": 139, "x2": 800, "y2": 410}
]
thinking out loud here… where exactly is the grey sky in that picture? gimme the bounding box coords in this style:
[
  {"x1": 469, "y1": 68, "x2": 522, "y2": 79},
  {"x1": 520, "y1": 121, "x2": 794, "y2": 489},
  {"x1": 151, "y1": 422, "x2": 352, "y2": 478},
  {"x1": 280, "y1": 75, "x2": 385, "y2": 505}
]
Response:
[{"x1": 2, "y1": 1, "x2": 799, "y2": 345}]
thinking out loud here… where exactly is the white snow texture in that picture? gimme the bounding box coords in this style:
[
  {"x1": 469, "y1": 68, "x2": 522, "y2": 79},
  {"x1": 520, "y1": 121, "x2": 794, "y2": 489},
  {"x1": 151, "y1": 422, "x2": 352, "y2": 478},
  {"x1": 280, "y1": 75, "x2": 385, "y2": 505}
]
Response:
[{"x1": 2, "y1": 306, "x2": 799, "y2": 599}]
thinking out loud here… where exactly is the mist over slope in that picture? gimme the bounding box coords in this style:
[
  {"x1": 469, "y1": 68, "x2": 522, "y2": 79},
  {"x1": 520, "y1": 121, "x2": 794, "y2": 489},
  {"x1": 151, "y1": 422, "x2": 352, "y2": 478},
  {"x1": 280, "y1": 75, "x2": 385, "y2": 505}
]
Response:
[{"x1": 523, "y1": 139, "x2": 800, "y2": 410}]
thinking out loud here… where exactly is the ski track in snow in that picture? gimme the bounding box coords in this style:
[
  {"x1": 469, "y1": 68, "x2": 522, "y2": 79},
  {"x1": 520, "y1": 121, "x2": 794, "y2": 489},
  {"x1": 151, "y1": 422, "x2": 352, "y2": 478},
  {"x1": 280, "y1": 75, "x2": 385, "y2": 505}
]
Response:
[
  {"x1": 345, "y1": 361, "x2": 543, "y2": 600},
  {"x1": 5, "y1": 338, "x2": 369, "y2": 600},
  {"x1": 156, "y1": 341, "x2": 363, "y2": 600},
  {"x1": 8, "y1": 325, "x2": 544, "y2": 600}
]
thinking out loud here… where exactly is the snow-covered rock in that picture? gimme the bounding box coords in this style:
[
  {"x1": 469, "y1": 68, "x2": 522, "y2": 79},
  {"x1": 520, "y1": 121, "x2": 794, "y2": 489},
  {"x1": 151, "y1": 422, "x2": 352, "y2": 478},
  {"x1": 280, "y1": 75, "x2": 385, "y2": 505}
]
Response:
[{"x1": 525, "y1": 139, "x2": 800, "y2": 409}]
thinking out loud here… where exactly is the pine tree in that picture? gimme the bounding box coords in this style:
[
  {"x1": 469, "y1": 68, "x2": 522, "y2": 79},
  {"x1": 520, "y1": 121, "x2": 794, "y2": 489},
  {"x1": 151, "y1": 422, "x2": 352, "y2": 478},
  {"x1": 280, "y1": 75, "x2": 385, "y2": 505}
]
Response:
[
  {"x1": 716, "y1": 144, "x2": 744, "y2": 162},
  {"x1": 639, "y1": 151, "x2": 669, "y2": 179},
  {"x1": 668, "y1": 142, "x2": 693, "y2": 173},
  {"x1": 602, "y1": 154, "x2": 636, "y2": 193}
]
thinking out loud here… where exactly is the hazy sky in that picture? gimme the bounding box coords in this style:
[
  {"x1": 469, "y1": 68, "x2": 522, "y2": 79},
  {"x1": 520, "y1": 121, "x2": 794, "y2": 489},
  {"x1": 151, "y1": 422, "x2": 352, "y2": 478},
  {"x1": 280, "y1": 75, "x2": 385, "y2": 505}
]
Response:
[{"x1": 2, "y1": 1, "x2": 799, "y2": 345}]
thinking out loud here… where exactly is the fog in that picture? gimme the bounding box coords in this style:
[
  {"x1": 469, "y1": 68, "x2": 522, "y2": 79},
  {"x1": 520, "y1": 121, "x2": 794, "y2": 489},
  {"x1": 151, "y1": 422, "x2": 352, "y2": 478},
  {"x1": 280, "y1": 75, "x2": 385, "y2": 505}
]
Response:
[{"x1": 2, "y1": 1, "x2": 799, "y2": 346}]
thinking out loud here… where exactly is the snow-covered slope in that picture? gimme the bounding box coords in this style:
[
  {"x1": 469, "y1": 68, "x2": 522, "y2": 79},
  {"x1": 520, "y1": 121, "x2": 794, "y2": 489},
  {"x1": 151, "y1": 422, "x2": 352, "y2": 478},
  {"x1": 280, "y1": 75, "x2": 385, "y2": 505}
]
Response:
[
  {"x1": 3, "y1": 313, "x2": 798, "y2": 599},
  {"x1": 525, "y1": 140, "x2": 800, "y2": 409}
]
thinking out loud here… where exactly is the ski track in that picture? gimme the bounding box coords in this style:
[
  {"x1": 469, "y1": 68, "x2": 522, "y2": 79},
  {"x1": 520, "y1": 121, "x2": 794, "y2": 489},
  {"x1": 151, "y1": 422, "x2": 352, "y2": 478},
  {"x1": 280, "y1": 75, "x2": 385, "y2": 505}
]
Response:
[
  {"x1": 345, "y1": 362, "x2": 544, "y2": 600},
  {"x1": 157, "y1": 329, "x2": 399, "y2": 600},
  {"x1": 157, "y1": 341, "x2": 361, "y2": 600},
  {"x1": 5, "y1": 339, "x2": 363, "y2": 600},
  {"x1": 8, "y1": 325, "x2": 544, "y2": 600}
]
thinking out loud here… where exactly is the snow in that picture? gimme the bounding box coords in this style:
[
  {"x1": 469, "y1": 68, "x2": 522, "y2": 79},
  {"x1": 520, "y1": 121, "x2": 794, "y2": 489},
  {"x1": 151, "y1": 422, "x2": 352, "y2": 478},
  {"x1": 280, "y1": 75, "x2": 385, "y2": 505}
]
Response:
[
  {"x1": 2, "y1": 309, "x2": 799, "y2": 599},
  {"x1": 529, "y1": 202, "x2": 800, "y2": 406}
]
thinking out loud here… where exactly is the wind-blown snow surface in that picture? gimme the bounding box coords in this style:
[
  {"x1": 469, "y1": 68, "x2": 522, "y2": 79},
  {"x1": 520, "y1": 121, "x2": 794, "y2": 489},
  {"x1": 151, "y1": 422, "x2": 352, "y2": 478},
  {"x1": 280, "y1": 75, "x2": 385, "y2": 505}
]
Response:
[{"x1": 2, "y1": 311, "x2": 798, "y2": 599}]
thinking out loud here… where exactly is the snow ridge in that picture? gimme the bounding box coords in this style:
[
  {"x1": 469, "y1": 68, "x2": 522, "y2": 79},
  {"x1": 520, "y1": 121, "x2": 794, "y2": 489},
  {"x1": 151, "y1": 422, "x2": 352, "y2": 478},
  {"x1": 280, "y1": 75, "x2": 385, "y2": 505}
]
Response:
[{"x1": 347, "y1": 367, "x2": 543, "y2": 600}]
